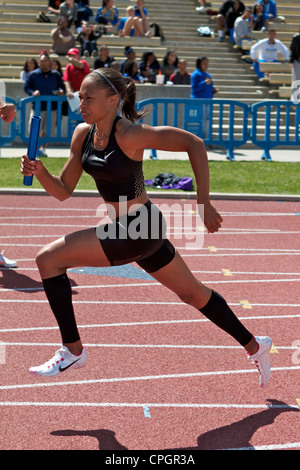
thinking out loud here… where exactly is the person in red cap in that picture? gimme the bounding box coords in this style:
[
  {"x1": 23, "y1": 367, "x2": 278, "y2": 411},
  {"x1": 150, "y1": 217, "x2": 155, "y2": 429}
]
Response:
[{"x1": 63, "y1": 47, "x2": 91, "y2": 98}]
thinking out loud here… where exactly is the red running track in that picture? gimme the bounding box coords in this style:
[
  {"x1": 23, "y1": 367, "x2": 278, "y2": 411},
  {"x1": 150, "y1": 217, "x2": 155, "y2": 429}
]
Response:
[{"x1": 0, "y1": 194, "x2": 299, "y2": 451}]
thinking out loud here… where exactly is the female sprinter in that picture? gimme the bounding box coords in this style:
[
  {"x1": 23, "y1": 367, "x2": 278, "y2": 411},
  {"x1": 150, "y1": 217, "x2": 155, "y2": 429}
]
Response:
[{"x1": 20, "y1": 68, "x2": 272, "y2": 387}]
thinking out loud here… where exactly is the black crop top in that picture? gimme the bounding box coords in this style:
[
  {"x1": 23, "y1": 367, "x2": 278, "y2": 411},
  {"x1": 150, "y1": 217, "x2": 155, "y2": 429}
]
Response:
[{"x1": 82, "y1": 117, "x2": 145, "y2": 202}]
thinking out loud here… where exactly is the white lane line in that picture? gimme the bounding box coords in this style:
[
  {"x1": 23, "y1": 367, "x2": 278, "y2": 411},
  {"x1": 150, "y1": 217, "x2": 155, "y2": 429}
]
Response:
[
  {"x1": 1, "y1": 342, "x2": 298, "y2": 351},
  {"x1": 1, "y1": 313, "x2": 299, "y2": 334},
  {"x1": 0, "y1": 402, "x2": 298, "y2": 411},
  {"x1": 1, "y1": 366, "x2": 299, "y2": 390},
  {"x1": 223, "y1": 443, "x2": 300, "y2": 451}
]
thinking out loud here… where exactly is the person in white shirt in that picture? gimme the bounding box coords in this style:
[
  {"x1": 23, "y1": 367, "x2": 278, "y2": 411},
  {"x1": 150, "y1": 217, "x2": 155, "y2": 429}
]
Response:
[{"x1": 250, "y1": 29, "x2": 289, "y2": 78}]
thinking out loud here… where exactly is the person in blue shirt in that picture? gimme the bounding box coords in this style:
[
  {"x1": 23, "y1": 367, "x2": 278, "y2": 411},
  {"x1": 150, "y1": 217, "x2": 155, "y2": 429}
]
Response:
[
  {"x1": 24, "y1": 52, "x2": 65, "y2": 156},
  {"x1": 190, "y1": 57, "x2": 217, "y2": 98},
  {"x1": 134, "y1": 0, "x2": 151, "y2": 37},
  {"x1": 190, "y1": 57, "x2": 218, "y2": 138},
  {"x1": 254, "y1": 0, "x2": 276, "y2": 20},
  {"x1": 95, "y1": 0, "x2": 119, "y2": 34}
]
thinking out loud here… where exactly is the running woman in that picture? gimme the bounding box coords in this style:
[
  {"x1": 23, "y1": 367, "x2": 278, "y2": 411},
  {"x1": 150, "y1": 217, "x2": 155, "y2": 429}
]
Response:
[{"x1": 20, "y1": 68, "x2": 272, "y2": 387}]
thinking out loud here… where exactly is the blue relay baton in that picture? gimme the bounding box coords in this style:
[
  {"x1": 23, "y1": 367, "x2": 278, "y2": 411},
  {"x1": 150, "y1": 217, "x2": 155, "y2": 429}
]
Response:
[{"x1": 23, "y1": 115, "x2": 41, "y2": 186}]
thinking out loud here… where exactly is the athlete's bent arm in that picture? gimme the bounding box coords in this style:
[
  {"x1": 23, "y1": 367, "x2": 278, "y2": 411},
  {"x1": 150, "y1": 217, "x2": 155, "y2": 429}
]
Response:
[
  {"x1": 20, "y1": 124, "x2": 88, "y2": 201},
  {"x1": 122, "y1": 123, "x2": 223, "y2": 233}
]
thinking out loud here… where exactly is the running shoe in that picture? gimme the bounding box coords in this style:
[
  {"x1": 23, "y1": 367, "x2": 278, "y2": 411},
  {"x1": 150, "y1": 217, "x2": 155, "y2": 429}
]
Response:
[
  {"x1": 248, "y1": 336, "x2": 272, "y2": 388},
  {"x1": 29, "y1": 345, "x2": 87, "y2": 377},
  {"x1": 0, "y1": 250, "x2": 17, "y2": 268}
]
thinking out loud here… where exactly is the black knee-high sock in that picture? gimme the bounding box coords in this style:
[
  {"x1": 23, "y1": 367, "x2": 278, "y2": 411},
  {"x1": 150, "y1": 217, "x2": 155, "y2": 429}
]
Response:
[
  {"x1": 199, "y1": 290, "x2": 253, "y2": 347},
  {"x1": 42, "y1": 273, "x2": 80, "y2": 344}
]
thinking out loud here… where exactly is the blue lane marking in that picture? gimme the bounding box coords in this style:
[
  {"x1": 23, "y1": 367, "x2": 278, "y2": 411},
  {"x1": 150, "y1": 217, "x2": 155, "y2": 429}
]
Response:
[
  {"x1": 69, "y1": 264, "x2": 154, "y2": 280},
  {"x1": 143, "y1": 406, "x2": 151, "y2": 418}
]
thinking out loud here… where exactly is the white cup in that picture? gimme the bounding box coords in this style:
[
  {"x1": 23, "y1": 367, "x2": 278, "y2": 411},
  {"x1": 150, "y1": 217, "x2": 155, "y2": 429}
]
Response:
[{"x1": 156, "y1": 74, "x2": 165, "y2": 85}]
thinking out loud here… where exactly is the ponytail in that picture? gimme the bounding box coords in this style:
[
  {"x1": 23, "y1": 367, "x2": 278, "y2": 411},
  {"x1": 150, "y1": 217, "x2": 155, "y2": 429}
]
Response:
[{"x1": 120, "y1": 77, "x2": 145, "y2": 123}]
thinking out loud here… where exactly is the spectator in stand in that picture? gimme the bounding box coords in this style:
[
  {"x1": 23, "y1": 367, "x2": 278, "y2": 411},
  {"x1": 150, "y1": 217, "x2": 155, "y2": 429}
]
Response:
[
  {"x1": 120, "y1": 46, "x2": 136, "y2": 74},
  {"x1": 119, "y1": 6, "x2": 145, "y2": 37},
  {"x1": 252, "y1": 2, "x2": 270, "y2": 31},
  {"x1": 63, "y1": 48, "x2": 91, "y2": 98},
  {"x1": 95, "y1": 0, "x2": 119, "y2": 35},
  {"x1": 75, "y1": 1, "x2": 94, "y2": 30},
  {"x1": 123, "y1": 60, "x2": 144, "y2": 82},
  {"x1": 190, "y1": 57, "x2": 218, "y2": 138},
  {"x1": 51, "y1": 58, "x2": 63, "y2": 75},
  {"x1": 59, "y1": 0, "x2": 78, "y2": 27},
  {"x1": 20, "y1": 57, "x2": 39, "y2": 82},
  {"x1": 134, "y1": 0, "x2": 151, "y2": 37},
  {"x1": 35, "y1": 0, "x2": 63, "y2": 23},
  {"x1": 51, "y1": 16, "x2": 76, "y2": 55},
  {"x1": 161, "y1": 51, "x2": 178, "y2": 83},
  {"x1": 250, "y1": 29, "x2": 289, "y2": 79},
  {"x1": 196, "y1": 1, "x2": 208, "y2": 14},
  {"x1": 169, "y1": 59, "x2": 191, "y2": 85},
  {"x1": 139, "y1": 51, "x2": 161, "y2": 83},
  {"x1": 254, "y1": 0, "x2": 285, "y2": 23},
  {"x1": 233, "y1": 7, "x2": 253, "y2": 49},
  {"x1": 24, "y1": 52, "x2": 65, "y2": 157},
  {"x1": 225, "y1": 0, "x2": 247, "y2": 43},
  {"x1": 76, "y1": 21, "x2": 102, "y2": 57},
  {"x1": 216, "y1": 0, "x2": 245, "y2": 42},
  {"x1": 290, "y1": 31, "x2": 300, "y2": 104},
  {"x1": 93, "y1": 45, "x2": 115, "y2": 69}
]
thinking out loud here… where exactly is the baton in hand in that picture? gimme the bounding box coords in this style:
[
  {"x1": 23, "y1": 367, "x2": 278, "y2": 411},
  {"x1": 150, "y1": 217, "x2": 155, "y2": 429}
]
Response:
[{"x1": 23, "y1": 115, "x2": 41, "y2": 186}]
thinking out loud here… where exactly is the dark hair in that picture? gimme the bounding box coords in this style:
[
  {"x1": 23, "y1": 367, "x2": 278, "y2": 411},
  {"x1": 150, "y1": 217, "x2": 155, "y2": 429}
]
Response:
[
  {"x1": 23, "y1": 57, "x2": 38, "y2": 72},
  {"x1": 89, "y1": 68, "x2": 145, "y2": 122},
  {"x1": 162, "y1": 51, "x2": 178, "y2": 67},
  {"x1": 196, "y1": 56, "x2": 208, "y2": 70}
]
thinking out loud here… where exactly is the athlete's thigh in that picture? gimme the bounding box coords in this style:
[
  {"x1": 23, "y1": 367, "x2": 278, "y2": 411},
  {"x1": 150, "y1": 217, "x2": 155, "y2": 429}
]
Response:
[
  {"x1": 40, "y1": 227, "x2": 111, "y2": 269},
  {"x1": 150, "y1": 251, "x2": 211, "y2": 307}
]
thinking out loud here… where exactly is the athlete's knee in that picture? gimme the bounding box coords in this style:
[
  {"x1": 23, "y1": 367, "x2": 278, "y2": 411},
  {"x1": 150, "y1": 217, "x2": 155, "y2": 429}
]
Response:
[{"x1": 36, "y1": 243, "x2": 58, "y2": 270}]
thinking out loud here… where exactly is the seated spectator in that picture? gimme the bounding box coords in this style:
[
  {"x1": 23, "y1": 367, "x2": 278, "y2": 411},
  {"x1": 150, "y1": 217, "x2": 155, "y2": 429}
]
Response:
[
  {"x1": 63, "y1": 47, "x2": 90, "y2": 97},
  {"x1": 250, "y1": 29, "x2": 289, "y2": 78},
  {"x1": 75, "y1": 1, "x2": 94, "y2": 30},
  {"x1": 76, "y1": 22, "x2": 102, "y2": 57},
  {"x1": 233, "y1": 7, "x2": 253, "y2": 49},
  {"x1": 252, "y1": 2, "x2": 270, "y2": 31},
  {"x1": 95, "y1": 0, "x2": 119, "y2": 35},
  {"x1": 254, "y1": 0, "x2": 285, "y2": 23},
  {"x1": 119, "y1": 6, "x2": 144, "y2": 37},
  {"x1": 196, "y1": 0, "x2": 208, "y2": 14},
  {"x1": 120, "y1": 46, "x2": 136, "y2": 74},
  {"x1": 35, "y1": 0, "x2": 63, "y2": 23},
  {"x1": 139, "y1": 51, "x2": 161, "y2": 83},
  {"x1": 225, "y1": 0, "x2": 246, "y2": 43},
  {"x1": 123, "y1": 60, "x2": 144, "y2": 82},
  {"x1": 93, "y1": 45, "x2": 115, "y2": 69},
  {"x1": 59, "y1": 0, "x2": 78, "y2": 27},
  {"x1": 51, "y1": 16, "x2": 76, "y2": 55},
  {"x1": 161, "y1": 50, "x2": 178, "y2": 83},
  {"x1": 216, "y1": 0, "x2": 245, "y2": 42},
  {"x1": 169, "y1": 59, "x2": 190, "y2": 85},
  {"x1": 134, "y1": 0, "x2": 151, "y2": 37},
  {"x1": 20, "y1": 57, "x2": 39, "y2": 82},
  {"x1": 110, "y1": 61, "x2": 120, "y2": 72}
]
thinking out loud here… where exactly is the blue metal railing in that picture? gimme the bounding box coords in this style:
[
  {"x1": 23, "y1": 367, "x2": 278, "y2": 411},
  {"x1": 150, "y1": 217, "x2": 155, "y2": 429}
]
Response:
[{"x1": 1, "y1": 96, "x2": 299, "y2": 161}]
